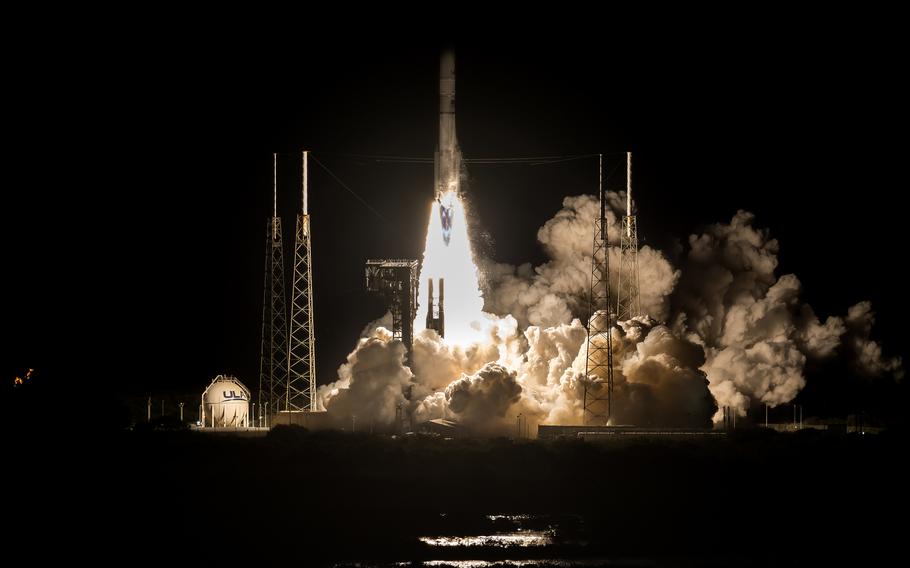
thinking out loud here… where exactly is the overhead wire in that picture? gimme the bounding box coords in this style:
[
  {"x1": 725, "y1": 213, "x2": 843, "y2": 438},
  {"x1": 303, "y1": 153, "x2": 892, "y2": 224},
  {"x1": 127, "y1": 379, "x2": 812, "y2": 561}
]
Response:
[
  {"x1": 309, "y1": 154, "x2": 392, "y2": 224},
  {"x1": 307, "y1": 151, "x2": 627, "y2": 223},
  {"x1": 315, "y1": 151, "x2": 623, "y2": 165}
]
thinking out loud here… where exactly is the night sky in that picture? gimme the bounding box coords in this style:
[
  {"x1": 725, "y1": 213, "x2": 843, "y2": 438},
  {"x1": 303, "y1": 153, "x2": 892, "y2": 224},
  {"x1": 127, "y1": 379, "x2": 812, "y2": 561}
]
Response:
[{"x1": 7, "y1": 19, "x2": 906, "y2": 410}]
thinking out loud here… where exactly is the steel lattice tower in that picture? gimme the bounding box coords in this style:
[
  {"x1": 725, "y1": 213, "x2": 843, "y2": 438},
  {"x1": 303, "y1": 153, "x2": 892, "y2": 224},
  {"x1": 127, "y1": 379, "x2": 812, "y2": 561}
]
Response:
[
  {"x1": 257, "y1": 241, "x2": 269, "y2": 424},
  {"x1": 259, "y1": 154, "x2": 289, "y2": 421},
  {"x1": 583, "y1": 154, "x2": 615, "y2": 425},
  {"x1": 616, "y1": 152, "x2": 641, "y2": 322},
  {"x1": 285, "y1": 151, "x2": 317, "y2": 412},
  {"x1": 365, "y1": 259, "x2": 419, "y2": 363}
]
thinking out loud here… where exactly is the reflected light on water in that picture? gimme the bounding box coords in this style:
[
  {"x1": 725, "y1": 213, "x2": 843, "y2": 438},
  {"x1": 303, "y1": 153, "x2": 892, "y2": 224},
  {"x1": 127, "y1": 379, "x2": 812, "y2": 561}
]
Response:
[
  {"x1": 419, "y1": 531, "x2": 553, "y2": 548},
  {"x1": 485, "y1": 515, "x2": 532, "y2": 522},
  {"x1": 396, "y1": 561, "x2": 609, "y2": 568}
]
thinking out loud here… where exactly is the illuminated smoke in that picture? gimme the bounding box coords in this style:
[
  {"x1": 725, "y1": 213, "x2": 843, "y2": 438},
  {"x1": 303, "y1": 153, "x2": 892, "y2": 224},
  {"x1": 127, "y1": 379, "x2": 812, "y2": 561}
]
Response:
[
  {"x1": 673, "y1": 211, "x2": 903, "y2": 420},
  {"x1": 444, "y1": 363, "x2": 523, "y2": 434},
  {"x1": 415, "y1": 190, "x2": 486, "y2": 345},
  {"x1": 481, "y1": 194, "x2": 679, "y2": 328},
  {"x1": 314, "y1": 327, "x2": 411, "y2": 428},
  {"x1": 614, "y1": 318, "x2": 716, "y2": 427},
  {"x1": 844, "y1": 302, "x2": 903, "y2": 379},
  {"x1": 319, "y1": 195, "x2": 899, "y2": 433}
]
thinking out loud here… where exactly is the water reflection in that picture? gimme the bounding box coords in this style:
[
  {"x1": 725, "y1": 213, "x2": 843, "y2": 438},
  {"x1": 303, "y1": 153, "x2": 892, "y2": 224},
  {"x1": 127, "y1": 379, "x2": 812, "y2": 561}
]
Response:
[
  {"x1": 419, "y1": 530, "x2": 553, "y2": 547},
  {"x1": 485, "y1": 514, "x2": 531, "y2": 522},
  {"x1": 396, "y1": 561, "x2": 612, "y2": 567}
]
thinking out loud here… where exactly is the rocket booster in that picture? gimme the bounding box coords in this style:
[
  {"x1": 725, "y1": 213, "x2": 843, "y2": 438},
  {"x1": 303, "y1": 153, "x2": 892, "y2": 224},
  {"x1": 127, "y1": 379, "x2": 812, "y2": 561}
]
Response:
[{"x1": 435, "y1": 49, "x2": 462, "y2": 199}]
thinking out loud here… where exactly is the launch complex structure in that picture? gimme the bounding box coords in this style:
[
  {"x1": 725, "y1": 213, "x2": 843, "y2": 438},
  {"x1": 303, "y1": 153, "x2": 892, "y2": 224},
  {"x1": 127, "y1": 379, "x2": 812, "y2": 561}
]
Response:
[
  {"x1": 255, "y1": 50, "x2": 643, "y2": 430},
  {"x1": 258, "y1": 151, "x2": 318, "y2": 427},
  {"x1": 363, "y1": 50, "x2": 457, "y2": 357},
  {"x1": 583, "y1": 151, "x2": 641, "y2": 426}
]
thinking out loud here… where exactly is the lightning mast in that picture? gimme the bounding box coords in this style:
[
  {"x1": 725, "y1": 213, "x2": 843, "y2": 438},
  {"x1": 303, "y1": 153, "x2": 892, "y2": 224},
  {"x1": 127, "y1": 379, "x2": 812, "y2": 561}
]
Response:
[
  {"x1": 583, "y1": 154, "x2": 615, "y2": 425},
  {"x1": 616, "y1": 151, "x2": 641, "y2": 321},
  {"x1": 259, "y1": 153, "x2": 289, "y2": 421},
  {"x1": 285, "y1": 151, "x2": 317, "y2": 412}
]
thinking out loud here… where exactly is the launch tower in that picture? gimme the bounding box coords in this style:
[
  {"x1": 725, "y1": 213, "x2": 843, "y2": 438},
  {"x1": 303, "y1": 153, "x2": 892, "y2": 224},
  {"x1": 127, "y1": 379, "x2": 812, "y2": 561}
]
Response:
[
  {"x1": 258, "y1": 154, "x2": 289, "y2": 420},
  {"x1": 366, "y1": 259, "x2": 419, "y2": 361},
  {"x1": 616, "y1": 152, "x2": 641, "y2": 321},
  {"x1": 284, "y1": 151, "x2": 317, "y2": 412},
  {"x1": 583, "y1": 154, "x2": 615, "y2": 425}
]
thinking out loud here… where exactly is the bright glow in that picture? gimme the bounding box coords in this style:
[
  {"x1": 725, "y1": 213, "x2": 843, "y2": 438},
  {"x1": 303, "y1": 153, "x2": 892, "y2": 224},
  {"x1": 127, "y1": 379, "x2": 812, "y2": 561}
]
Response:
[
  {"x1": 418, "y1": 531, "x2": 553, "y2": 547},
  {"x1": 415, "y1": 190, "x2": 485, "y2": 345},
  {"x1": 486, "y1": 514, "x2": 532, "y2": 521},
  {"x1": 401, "y1": 561, "x2": 609, "y2": 568}
]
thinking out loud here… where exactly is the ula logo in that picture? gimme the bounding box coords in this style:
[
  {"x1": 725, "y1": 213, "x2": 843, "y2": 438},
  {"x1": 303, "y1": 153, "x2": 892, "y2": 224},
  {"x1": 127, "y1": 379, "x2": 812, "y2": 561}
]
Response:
[{"x1": 222, "y1": 390, "x2": 247, "y2": 401}]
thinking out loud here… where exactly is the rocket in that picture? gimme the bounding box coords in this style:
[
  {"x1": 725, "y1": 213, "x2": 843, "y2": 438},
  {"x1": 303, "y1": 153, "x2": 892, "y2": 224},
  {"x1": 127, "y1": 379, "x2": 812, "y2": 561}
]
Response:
[
  {"x1": 435, "y1": 49, "x2": 461, "y2": 245},
  {"x1": 435, "y1": 49, "x2": 461, "y2": 198}
]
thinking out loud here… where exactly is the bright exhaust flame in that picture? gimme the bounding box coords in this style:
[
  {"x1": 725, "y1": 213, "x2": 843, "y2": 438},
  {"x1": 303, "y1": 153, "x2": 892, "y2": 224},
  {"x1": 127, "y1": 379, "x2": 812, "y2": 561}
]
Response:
[{"x1": 416, "y1": 190, "x2": 485, "y2": 345}]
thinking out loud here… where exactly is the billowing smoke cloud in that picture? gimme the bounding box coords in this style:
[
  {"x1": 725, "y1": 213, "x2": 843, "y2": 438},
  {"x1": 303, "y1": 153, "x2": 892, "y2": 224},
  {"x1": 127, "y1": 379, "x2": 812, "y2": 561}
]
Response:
[
  {"x1": 444, "y1": 363, "x2": 523, "y2": 433},
  {"x1": 410, "y1": 315, "x2": 523, "y2": 393},
  {"x1": 480, "y1": 194, "x2": 679, "y2": 328},
  {"x1": 318, "y1": 196, "x2": 900, "y2": 433},
  {"x1": 672, "y1": 211, "x2": 902, "y2": 419},
  {"x1": 322, "y1": 313, "x2": 714, "y2": 435},
  {"x1": 315, "y1": 327, "x2": 412, "y2": 428},
  {"x1": 613, "y1": 318, "x2": 716, "y2": 427},
  {"x1": 844, "y1": 302, "x2": 903, "y2": 379}
]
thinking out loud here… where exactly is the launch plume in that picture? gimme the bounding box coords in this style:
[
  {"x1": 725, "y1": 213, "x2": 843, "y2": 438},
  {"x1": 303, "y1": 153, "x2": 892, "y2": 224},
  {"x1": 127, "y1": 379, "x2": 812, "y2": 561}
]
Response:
[{"x1": 319, "y1": 194, "x2": 900, "y2": 433}]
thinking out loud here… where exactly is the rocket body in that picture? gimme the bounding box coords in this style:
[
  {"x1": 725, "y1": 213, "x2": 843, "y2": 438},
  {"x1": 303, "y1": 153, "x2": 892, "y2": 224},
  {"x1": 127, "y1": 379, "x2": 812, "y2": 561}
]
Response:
[
  {"x1": 435, "y1": 50, "x2": 461, "y2": 199},
  {"x1": 435, "y1": 50, "x2": 460, "y2": 246}
]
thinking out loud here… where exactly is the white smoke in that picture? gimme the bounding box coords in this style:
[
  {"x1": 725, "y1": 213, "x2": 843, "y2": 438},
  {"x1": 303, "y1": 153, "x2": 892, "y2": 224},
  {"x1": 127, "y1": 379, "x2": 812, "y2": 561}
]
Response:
[
  {"x1": 481, "y1": 194, "x2": 679, "y2": 328},
  {"x1": 845, "y1": 301, "x2": 903, "y2": 379},
  {"x1": 673, "y1": 211, "x2": 902, "y2": 419},
  {"x1": 318, "y1": 197, "x2": 900, "y2": 433},
  {"x1": 444, "y1": 363, "x2": 523, "y2": 433},
  {"x1": 315, "y1": 327, "x2": 412, "y2": 428},
  {"x1": 613, "y1": 318, "x2": 716, "y2": 427}
]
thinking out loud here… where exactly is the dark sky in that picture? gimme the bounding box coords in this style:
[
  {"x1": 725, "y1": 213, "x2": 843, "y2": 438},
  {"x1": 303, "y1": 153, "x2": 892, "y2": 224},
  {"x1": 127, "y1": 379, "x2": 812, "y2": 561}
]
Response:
[{"x1": 6, "y1": 16, "x2": 906, "y2": 401}]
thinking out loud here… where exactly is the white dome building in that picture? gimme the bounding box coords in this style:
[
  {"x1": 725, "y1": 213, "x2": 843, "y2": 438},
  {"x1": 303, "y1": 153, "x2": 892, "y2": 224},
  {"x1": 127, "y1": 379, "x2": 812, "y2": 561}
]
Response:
[{"x1": 201, "y1": 375, "x2": 250, "y2": 428}]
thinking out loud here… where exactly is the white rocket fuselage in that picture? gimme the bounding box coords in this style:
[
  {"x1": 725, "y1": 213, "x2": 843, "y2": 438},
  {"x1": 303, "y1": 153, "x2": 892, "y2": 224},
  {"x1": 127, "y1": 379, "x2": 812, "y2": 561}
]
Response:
[{"x1": 435, "y1": 50, "x2": 461, "y2": 198}]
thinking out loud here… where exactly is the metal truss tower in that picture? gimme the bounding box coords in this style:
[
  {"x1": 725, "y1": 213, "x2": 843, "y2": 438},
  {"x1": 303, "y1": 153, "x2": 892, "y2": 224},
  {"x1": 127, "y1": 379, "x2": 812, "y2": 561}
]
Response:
[
  {"x1": 284, "y1": 151, "x2": 317, "y2": 412},
  {"x1": 259, "y1": 153, "x2": 289, "y2": 420},
  {"x1": 256, "y1": 242, "x2": 269, "y2": 424},
  {"x1": 616, "y1": 151, "x2": 641, "y2": 322},
  {"x1": 365, "y1": 259, "x2": 419, "y2": 362},
  {"x1": 583, "y1": 154, "x2": 615, "y2": 425}
]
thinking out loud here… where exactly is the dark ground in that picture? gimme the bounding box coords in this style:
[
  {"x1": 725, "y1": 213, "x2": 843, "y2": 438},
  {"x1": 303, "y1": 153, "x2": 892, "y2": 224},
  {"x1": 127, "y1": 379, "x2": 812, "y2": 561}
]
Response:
[{"x1": 8, "y1": 413, "x2": 907, "y2": 567}]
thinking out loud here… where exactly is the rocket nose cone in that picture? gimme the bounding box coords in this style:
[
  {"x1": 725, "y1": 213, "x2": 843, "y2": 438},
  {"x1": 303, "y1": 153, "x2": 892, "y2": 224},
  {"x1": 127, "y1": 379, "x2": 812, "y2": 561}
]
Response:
[{"x1": 440, "y1": 49, "x2": 455, "y2": 71}]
